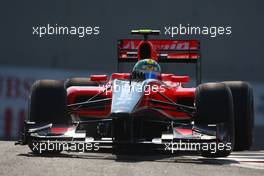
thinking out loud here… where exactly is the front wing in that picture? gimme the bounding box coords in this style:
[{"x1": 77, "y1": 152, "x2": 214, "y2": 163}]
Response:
[{"x1": 16, "y1": 120, "x2": 224, "y2": 155}]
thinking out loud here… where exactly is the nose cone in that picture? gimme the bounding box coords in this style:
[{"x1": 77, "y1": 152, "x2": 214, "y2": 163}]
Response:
[{"x1": 111, "y1": 79, "x2": 144, "y2": 115}]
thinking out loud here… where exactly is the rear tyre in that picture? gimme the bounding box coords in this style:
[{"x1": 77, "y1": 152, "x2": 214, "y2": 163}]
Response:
[
  {"x1": 195, "y1": 83, "x2": 234, "y2": 157},
  {"x1": 223, "y1": 81, "x2": 254, "y2": 151},
  {"x1": 28, "y1": 80, "x2": 69, "y2": 154},
  {"x1": 64, "y1": 77, "x2": 98, "y2": 88}
]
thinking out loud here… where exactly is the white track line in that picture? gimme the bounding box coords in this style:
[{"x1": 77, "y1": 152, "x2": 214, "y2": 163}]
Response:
[
  {"x1": 214, "y1": 151, "x2": 264, "y2": 169},
  {"x1": 175, "y1": 151, "x2": 264, "y2": 170}
]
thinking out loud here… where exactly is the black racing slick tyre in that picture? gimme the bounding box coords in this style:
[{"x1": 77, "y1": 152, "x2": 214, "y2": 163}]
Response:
[
  {"x1": 195, "y1": 82, "x2": 235, "y2": 157},
  {"x1": 29, "y1": 80, "x2": 69, "y2": 124},
  {"x1": 195, "y1": 83, "x2": 234, "y2": 124},
  {"x1": 28, "y1": 80, "x2": 69, "y2": 154},
  {"x1": 223, "y1": 81, "x2": 254, "y2": 151},
  {"x1": 64, "y1": 77, "x2": 99, "y2": 88}
]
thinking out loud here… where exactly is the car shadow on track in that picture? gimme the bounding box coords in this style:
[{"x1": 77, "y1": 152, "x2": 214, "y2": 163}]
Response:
[{"x1": 17, "y1": 151, "x2": 239, "y2": 166}]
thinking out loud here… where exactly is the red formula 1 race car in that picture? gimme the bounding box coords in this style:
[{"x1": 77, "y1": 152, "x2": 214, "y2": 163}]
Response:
[{"x1": 16, "y1": 29, "x2": 254, "y2": 157}]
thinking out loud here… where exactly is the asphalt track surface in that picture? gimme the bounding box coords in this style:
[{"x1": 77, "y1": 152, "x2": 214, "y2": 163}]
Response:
[{"x1": 0, "y1": 127, "x2": 264, "y2": 176}]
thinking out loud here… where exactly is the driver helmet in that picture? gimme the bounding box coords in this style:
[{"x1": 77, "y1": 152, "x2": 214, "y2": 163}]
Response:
[{"x1": 132, "y1": 59, "x2": 161, "y2": 79}]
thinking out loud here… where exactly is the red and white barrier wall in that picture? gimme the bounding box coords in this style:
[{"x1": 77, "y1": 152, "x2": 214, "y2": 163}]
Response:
[
  {"x1": 0, "y1": 73, "x2": 32, "y2": 139},
  {"x1": 0, "y1": 66, "x2": 263, "y2": 140}
]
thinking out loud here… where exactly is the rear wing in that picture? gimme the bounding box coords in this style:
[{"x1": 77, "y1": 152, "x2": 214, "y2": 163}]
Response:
[
  {"x1": 117, "y1": 39, "x2": 200, "y2": 63},
  {"x1": 117, "y1": 39, "x2": 202, "y2": 85}
]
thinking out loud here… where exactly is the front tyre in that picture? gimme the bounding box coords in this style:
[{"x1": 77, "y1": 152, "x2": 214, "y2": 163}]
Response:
[
  {"x1": 195, "y1": 83, "x2": 235, "y2": 157},
  {"x1": 28, "y1": 80, "x2": 69, "y2": 154}
]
